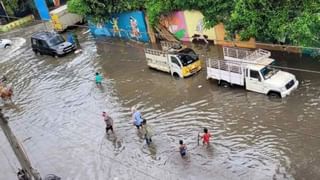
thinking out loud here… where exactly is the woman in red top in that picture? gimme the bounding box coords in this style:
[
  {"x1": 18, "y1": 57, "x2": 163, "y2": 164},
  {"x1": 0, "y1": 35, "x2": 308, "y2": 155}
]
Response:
[{"x1": 201, "y1": 128, "x2": 211, "y2": 145}]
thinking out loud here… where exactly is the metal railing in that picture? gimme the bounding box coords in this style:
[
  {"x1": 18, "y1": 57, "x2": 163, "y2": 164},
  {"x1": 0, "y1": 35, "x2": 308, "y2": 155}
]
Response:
[
  {"x1": 207, "y1": 58, "x2": 242, "y2": 74},
  {"x1": 144, "y1": 48, "x2": 166, "y2": 57},
  {"x1": 223, "y1": 47, "x2": 271, "y2": 62},
  {"x1": 160, "y1": 41, "x2": 183, "y2": 51}
]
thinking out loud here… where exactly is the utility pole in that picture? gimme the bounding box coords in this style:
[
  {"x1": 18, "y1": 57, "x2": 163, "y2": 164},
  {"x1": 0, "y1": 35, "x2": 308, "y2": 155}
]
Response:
[
  {"x1": 0, "y1": 109, "x2": 42, "y2": 180},
  {"x1": 0, "y1": 0, "x2": 10, "y2": 22}
]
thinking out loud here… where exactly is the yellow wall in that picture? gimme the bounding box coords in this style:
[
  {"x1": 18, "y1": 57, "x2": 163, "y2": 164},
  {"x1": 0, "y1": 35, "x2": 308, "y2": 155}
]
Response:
[
  {"x1": 183, "y1": 11, "x2": 216, "y2": 41},
  {"x1": 215, "y1": 23, "x2": 256, "y2": 48}
]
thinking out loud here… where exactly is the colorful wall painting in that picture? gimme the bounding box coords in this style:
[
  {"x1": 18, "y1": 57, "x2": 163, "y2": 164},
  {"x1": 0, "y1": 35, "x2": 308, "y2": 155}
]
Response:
[
  {"x1": 88, "y1": 11, "x2": 150, "y2": 42},
  {"x1": 160, "y1": 11, "x2": 189, "y2": 41},
  {"x1": 183, "y1": 11, "x2": 216, "y2": 43}
]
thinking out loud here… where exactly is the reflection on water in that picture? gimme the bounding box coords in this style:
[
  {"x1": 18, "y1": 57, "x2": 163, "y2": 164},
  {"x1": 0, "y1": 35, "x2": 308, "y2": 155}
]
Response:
[{"x1": 0, "y1": 25, "x2": 320, "y2": 179}]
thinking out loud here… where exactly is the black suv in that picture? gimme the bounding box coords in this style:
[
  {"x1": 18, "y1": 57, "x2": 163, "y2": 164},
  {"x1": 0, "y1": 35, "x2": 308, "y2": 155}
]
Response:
[{"x1": 31, "y1": 31, "x2": 76, "y2": 57}]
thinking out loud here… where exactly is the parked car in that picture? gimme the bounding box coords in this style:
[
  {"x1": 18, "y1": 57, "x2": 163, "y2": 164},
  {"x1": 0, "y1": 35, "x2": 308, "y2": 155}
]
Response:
[
  {"x1": 31, "y1": 31, "x2": 76, "y2": 57},
  {"x1": 0, "y1": 39, "x2": 12, "y2": 48}
]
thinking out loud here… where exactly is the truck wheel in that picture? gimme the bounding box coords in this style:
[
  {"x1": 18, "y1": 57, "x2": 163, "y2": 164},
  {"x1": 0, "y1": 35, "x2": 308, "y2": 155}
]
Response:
[
  {"x1": 52, "y1": 54, "x2": 59, "y2": 58},
  {"x1": 268, "y1": 91, "x2": 281, "y2": 98},
  {"x1": 219, "y1": 81, "x2": 230, "y2": 88},
  {"x1": 4, "y1": 44, "x2": 10, "y2": 48},
  {"x1": 172, "y1": 73, "x2": 180, "y2": 79}
]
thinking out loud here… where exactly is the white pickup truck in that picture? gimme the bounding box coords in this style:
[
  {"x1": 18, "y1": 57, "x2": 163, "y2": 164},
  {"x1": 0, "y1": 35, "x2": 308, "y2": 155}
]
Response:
[
  {"x1": 144, "y1": 41, "x2": 202, "y2": 78},
  {"x1": 207, "y1": 47, "x2": 299, "y2": 98}
]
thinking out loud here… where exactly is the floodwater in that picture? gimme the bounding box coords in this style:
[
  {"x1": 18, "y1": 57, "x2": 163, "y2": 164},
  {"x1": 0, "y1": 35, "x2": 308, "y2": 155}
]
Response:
[{"x1": 0, "y1": 24, "x2": 320, "y2": 180}]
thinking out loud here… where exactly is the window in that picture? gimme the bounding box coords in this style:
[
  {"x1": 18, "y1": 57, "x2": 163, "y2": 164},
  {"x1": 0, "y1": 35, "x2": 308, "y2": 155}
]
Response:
[
  {"x1": 260, "y1": 66, "x2": 278, "y2": 80},
  {"x1": 39, "y1": 40, "x2": 48, "y2": 48},
  {"x1": 250, "y1": 70, "x2": 261, "y2": 80},
  {"x1": 48, "y1": 35, "x2": 65, "y2": 46},
  {"x1": 31, "y1": 39, "x2": 37, "y2": 45},
  {"x1": 171, "y1": 57, "x2": 181, "y2": 67}
]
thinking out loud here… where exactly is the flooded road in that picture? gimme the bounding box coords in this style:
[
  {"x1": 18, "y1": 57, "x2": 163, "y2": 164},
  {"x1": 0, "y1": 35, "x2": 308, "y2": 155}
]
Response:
[{"x1": 0, "y1": 24, "x2": 320, "y2": 180}]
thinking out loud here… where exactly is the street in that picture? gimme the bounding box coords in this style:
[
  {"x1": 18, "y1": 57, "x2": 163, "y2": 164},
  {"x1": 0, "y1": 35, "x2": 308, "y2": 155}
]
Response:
[{"x1": 0, "y1": 24, "x2": 320, "y2": 180}]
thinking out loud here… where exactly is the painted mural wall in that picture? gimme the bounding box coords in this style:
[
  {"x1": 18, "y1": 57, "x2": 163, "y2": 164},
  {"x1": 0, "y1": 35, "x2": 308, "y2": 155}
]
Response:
[
  {"x1": 160, "y1": 10, "x2": 216, "y2": 43},
  {"x1": 89, "y1": 11, "x2": 150, "y2": 42},
  {"x1": 183, "y1": 11, "x2": 216, "y2": 42},
  {"x1": 160, "y1": 11, "x2": 189, "y2": 41}
]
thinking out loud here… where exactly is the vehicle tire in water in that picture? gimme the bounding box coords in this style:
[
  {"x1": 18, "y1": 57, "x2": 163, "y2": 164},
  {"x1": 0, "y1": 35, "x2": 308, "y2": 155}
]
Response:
[
  {"x1": 268, "y1": 91, "x2": 281, "y2": 99},
  {"x1": 4, "y1": 44, "x2": 10, "y2": 48},
  {"x1": 173, "y1": 73, "x2": 180, "y2": 79},
  {"x1": 219, "y1": 80, "x2": 230, "y2": 88}
]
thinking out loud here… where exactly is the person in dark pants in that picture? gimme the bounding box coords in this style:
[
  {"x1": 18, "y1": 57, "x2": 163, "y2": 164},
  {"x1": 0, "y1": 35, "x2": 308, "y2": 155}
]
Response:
[
  {"x1": 102, "y1": 112, "x2": 113, "y2": 134},
  {"x1": 142, "y1": 119, "x2": 153, "y2": 145},
  {"x1": 179, "y1": 140, "x2": 187, "y2": 157}
]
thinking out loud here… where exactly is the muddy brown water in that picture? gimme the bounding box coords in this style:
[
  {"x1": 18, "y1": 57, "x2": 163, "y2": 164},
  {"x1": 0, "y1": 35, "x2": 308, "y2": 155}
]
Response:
[{"x1": 0, "y1": 24, "x2": 320, "y2": 180}]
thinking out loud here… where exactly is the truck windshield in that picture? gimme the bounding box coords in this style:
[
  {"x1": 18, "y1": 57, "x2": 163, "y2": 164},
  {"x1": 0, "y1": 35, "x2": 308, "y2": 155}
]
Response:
[
  {"x1": 178, "y1": 55, "x2": 198, "y2": 66},
  {"x1": 178, "y1": 48, "x2": 199, "y2": 66},
  {"x1": 178, "y1": 48, "x2": 198, "y2": 60},
  {"x1": 260, "y1": 66, "x2": 278, "y2": 80},
  {"x1": 48, "y1": 35, "x2": 65, "y2": 46}
]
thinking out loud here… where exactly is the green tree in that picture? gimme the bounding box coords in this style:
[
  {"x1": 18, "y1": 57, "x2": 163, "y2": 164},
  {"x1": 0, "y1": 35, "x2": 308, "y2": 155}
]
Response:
[
  {"x1": 68, "y1": 0, "x2": 145, "y2": 22},
  {"x1": 2, "y1": 0, "x2": 19, "y2": 16},
  {"x1": 67, "y1": 0, "x2": 320, "y2": 47},
  {"x1": 228, "y1": 0, "x2": 320, "y2": 46}
]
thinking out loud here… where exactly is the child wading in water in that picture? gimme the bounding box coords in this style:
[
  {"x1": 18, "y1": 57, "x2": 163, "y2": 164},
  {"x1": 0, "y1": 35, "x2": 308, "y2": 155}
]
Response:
[
  {"x1": 201, "y1": 128, "x2": 211, "y2": 145},
  {"x1": 95, "y1": 72, "x2": 103, "y2": 87},
  {"x1": 179, "y1": 140, "x2": 187, "y2": 157},
  {"x1": 142, "y1": 119, "x2": 153, "y2": 145}
]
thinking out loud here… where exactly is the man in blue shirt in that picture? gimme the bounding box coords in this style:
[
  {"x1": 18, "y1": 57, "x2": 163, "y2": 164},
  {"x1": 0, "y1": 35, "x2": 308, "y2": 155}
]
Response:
[{"x1": 132, "y1": 106, "x2": 143, "y2": 129}]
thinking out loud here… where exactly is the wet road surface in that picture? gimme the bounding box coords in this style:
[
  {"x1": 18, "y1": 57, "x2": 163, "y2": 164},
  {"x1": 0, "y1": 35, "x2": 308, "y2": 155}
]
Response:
[{"x1": 0, "y1": 24, "x2": 320, "y2": 180}]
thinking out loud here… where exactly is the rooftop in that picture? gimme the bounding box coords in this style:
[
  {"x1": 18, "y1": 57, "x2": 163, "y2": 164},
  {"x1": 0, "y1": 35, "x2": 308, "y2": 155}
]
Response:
[{"x1": 31, "y1": 31, "x2": 56, "y2": 40}]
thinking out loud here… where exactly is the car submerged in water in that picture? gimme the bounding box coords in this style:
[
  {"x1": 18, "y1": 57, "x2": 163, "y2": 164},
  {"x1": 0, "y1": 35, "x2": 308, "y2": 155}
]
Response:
[
  {"x1": 0, "y1": 39, "x2": 12, "y2": 48},
  {"x1": 31, "y1": 31, "x2": 76, "y2": 57}
]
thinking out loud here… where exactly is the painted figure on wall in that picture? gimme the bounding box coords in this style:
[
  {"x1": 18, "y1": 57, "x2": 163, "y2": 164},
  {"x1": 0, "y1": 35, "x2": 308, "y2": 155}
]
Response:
[
  {"x1": 110, "y1": 17, "x2": 121, "y2": 37},
  {"x1": 129, "y1": 16, "x2": 141, "y2": 40},
  {"x1": 92, "y1": 22, "x2": 111, "y2": 37},
  {"x1": 159, "y1": 12, "x2": 189, "y2": 41},
  {"x1": 193, "y1": 19, "x2": 208, "y2": 44},
  {"x1": 88, "y1": 11, "x2": 150, "y2": 42}
]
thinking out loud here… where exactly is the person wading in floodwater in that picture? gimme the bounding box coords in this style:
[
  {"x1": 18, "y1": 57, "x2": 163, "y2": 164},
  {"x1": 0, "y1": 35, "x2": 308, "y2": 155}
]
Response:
[
  {"x1": 179, "y1": 140, "x2": 187, "y2": 157},
  {"x1": 95, "y1": 72, "x2": 103, "y2": 87},
  {"x1": 142, "y1": 119, "x2": 153, "y2": 145},
  {"x1": 201, "y1": 127, "x2": 211, "y2": 145},
  {"x1": 102, "y1": 112, "x2": 114, "y2": 134},
  {"x1": 131, "y1": 106, "x2": 143, "y2": 129}
]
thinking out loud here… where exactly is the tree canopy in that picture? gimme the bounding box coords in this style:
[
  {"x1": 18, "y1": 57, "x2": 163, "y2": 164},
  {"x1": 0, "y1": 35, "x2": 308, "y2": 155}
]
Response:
[
  {"x1": 67, "y1": 0, "x2": 144, "y2": 22},
  {"x1": 67, "y1": 0, "x2": 320, "y2": 47}
]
